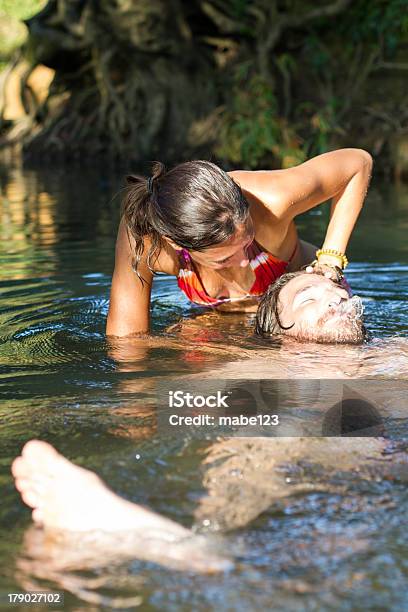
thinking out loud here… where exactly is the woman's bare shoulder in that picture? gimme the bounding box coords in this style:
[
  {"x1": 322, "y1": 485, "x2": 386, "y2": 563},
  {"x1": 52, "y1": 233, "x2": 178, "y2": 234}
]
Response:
[
  {"x1": 228, "y1": 168, "x2": 284, "y2": 184},
  {"x1": 228, "y1": 169, "x2": 287, "y2": 208}
]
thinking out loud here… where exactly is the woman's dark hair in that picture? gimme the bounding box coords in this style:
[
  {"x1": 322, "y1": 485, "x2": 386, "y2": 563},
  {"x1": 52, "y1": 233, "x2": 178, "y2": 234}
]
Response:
[{"x1": 122, "y1": 160, "x2": 249, "y2": 279}]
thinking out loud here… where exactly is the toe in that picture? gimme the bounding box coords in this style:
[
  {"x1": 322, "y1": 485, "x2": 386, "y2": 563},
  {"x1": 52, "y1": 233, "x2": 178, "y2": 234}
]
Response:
[
  {"x1": 21, "y1": 440, "x2": 63, "y2": 477},
  {"x1": 20, "y1": 489, "x2": 40, "y2": 509},
  {"x1": 22, "y1": 440, "x2": 58, "y2": 462},
  {"x1": 14, "y1": 477, "x2": 30, "y2": 493},
  {"x1": 11, "y1": 456, "x2": 29, "y2": 479},
  {"x1": 32, "y1": 508, "x2": 44, "y2": 524}
]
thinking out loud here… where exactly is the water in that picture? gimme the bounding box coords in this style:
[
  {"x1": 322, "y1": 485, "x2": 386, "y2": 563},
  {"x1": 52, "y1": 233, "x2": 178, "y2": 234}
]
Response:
[{"x1": 0, "y1": 161, "x2": 407, "y2": 610}]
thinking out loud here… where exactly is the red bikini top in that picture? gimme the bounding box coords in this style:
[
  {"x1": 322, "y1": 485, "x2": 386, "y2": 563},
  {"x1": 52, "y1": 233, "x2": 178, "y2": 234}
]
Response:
[{"x1": 177, "y1": 240, "x2": 297, "y2": 306}]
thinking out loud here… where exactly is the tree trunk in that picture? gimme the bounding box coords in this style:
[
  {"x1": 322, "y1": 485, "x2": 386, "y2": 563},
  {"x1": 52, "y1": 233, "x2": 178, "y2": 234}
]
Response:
[
  {"x1": 5, "y1": 0, "x2": 223, "y2": 162},
  {"x1": 1, "y1": 0, "x2": 406, "y2": 172}
]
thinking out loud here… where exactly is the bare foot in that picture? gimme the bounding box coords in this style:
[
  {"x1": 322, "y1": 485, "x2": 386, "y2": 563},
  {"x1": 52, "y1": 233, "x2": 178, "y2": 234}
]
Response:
[
  {"x1": 12, "y1": 440, "x2": 232, "y2": 573},
  {"x1": 12, "y1": 440, "x2": 190, "y2": 538}
]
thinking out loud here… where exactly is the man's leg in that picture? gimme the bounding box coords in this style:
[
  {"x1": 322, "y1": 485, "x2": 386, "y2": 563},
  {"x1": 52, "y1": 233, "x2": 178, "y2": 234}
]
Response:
[
  {"x1": 12, "y1": 440, "x2": 231, "y2": 572},
  {"x1": 12, "y1": 440, "x2": 187, "y2": 534}
]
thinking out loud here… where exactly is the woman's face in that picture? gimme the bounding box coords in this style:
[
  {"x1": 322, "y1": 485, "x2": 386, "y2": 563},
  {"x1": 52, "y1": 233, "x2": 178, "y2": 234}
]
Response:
[{"x1": 189, "y1": 218, "x2": 255, "y2": 270}]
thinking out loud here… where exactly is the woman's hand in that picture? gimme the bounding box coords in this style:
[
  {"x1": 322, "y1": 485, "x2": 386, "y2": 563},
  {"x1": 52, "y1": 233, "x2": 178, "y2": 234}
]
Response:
[
  {"x1": 305, "y1": 261, "x2": 353, "y2": 295},
  {"x1": 305, "y1": 261, "x2": 344, "y2": 282}
]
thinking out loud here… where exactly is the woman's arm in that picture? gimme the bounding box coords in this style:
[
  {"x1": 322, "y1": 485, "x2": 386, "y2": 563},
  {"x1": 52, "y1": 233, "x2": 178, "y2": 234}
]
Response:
[
  {"x1": 234, "y1": 148, "x2": 373, "y2": 256},
  {"x1": 281, "y1": 148, "x2": 373, "y2": 254},
  {"x1": 106, "y1": 218, "x2": 153, "y2": 337}
]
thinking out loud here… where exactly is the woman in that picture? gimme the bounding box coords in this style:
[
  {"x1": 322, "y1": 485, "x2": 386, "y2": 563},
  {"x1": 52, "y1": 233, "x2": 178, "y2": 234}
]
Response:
[{"x1": 107, "y1": 149, "x2": 372, "y2": 337}]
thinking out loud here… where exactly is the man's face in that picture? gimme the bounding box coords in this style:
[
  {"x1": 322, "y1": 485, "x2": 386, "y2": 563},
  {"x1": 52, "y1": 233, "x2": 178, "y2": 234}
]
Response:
[{"x1": 277, "y1": 273, "x2": 365, "y2": 344}]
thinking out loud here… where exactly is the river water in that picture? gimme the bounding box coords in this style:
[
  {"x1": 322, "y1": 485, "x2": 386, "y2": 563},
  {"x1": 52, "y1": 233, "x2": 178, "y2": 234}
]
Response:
[{"x1": 0, "y1": 161, "x2": 407, "y2": 610}]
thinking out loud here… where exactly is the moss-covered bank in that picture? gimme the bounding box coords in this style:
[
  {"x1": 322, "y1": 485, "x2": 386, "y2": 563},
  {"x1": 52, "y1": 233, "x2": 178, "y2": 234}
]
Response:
[{"x1": 0, "y1": 1, "x2": 407, "y2": 177}]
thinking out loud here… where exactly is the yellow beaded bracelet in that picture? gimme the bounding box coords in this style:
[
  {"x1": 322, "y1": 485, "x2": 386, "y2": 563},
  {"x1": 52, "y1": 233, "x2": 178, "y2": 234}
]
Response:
[{"x1": 316, "y1": 248, "x2": 349, "y2": 269}]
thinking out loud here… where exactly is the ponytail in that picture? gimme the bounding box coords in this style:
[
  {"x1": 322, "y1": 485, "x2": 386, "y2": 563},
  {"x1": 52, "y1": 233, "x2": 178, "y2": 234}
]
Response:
[{"x1": 121, "y1": 161, "x2": 166, "y2": 281}]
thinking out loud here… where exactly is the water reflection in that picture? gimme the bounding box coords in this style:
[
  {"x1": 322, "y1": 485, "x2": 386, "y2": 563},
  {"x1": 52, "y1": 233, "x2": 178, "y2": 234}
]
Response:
[
  {"x1": 9, "y1": 434, "x2": 408, "y2": 609},
  {"x1": 0, "y1": 160, "x2": 407, "y2": 610},
  {"x1": 195, "y1": 436, "x2": 402, "y2": 531}
]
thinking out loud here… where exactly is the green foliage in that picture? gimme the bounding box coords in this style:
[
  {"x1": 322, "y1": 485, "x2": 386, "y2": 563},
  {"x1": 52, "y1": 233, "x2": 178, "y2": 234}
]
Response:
[
  {"x1": 0, "y1": 0, "x2": 46, "y2": 69},
  {"x1": 216, "y1": 0, "x2": 407, "y2": 168},
  {"x1": 336, "y1": 0, "x2": 408, "y2": 50},
  {"x1": 0, "y1": 15, "x2": 27, "y2": 62},
  {"x1": 0, "y1": 0, "x2": 46, "y2": 20},
  {"x1": 0, "y1": 0, "x2": 406, "y2": 167},
  {"x1": 216, "y1": 71, "x2": 306, "y2": 169}
]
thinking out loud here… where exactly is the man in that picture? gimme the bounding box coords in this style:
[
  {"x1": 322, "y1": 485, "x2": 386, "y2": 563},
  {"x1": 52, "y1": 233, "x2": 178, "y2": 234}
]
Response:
[
  {"x1": 9, "y1": 273, "x2": 371, "y2": 580},
  {"x1": 255, "y1": 270, "x2": 366, "y2": 344}
]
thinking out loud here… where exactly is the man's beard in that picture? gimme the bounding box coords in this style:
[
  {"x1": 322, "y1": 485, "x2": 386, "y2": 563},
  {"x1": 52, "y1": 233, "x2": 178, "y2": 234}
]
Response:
[
  {"x1": 289, "y1": 296, "x2": 367, "y2": 345},
  {"x1": 294, "y1": 320, "x2": 367, "y2": 344}
]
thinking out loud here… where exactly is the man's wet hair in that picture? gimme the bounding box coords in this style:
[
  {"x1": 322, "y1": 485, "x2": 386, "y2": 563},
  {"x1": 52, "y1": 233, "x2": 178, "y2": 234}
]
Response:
[{"x1": 255, "y1": 270, "x2": 343, "y2": 337}]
